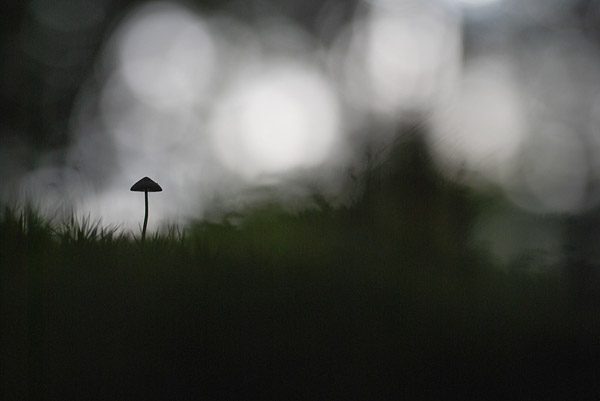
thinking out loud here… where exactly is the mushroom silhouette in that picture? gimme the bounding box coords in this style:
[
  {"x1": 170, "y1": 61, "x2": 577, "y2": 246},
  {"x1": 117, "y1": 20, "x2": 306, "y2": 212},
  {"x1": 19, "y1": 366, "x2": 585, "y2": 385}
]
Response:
[{"x1": 130, "y1": 177, "x2": 162, "y2": 242}]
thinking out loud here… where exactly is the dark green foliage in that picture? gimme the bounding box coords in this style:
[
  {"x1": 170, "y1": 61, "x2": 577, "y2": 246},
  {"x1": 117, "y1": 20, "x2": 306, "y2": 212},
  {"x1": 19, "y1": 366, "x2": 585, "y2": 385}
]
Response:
[{"x1": 2, "y1": 141, "x2": 600, "y2": 400}]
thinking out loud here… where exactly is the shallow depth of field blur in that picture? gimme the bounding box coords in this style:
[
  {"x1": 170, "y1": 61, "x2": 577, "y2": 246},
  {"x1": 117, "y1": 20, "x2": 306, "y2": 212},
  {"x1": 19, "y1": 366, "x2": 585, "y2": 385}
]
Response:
[
  {"x1": 6, "y1": 0, "x2": 600, "y2": 228},
  {"x1": 2, "y1": 0, "x2": 600, "y2": 399}
]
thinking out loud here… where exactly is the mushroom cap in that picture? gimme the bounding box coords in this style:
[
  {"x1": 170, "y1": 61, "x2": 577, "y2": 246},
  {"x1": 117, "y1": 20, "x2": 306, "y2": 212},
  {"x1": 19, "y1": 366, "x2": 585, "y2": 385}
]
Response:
[{"x1": 130, "y1": 177, "x2": 162, "y2": 192}]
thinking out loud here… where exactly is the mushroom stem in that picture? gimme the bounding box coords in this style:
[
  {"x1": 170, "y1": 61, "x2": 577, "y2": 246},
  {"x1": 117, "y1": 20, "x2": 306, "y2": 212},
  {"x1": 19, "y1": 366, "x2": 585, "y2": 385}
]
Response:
[
  {"x1": 142, "y1": 190, "x2": 148, "y2": 242},
  {"x1": 130, "y1": 177, "x2": 161, "y2": 243}
]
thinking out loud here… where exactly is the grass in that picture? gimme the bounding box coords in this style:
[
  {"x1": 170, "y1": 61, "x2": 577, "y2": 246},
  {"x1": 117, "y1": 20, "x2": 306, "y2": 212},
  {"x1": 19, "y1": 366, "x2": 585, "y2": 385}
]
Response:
[{"x1": 2, "y1": 139, "x2": 600, "y2": 400}]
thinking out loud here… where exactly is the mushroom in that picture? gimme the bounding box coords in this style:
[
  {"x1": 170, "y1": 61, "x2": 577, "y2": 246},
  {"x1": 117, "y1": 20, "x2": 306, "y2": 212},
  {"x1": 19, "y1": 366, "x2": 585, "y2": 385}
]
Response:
[{"x1": 130, "y1": 177, "x2": 162, "y2": 242}]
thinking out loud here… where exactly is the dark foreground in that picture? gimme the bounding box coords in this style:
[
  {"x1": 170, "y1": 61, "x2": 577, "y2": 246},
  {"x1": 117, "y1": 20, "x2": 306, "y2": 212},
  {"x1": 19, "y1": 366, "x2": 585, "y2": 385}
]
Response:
[{"x1": 2, "y1": 142, "x2": 600, "y2": 400}]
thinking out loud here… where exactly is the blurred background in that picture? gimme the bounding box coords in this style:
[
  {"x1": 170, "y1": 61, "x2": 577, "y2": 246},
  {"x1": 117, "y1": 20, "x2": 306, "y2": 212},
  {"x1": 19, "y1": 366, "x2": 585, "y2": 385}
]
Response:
[
  {"x1": 2, "y1": 0, "x2": 600, "y2": 268},
  {"x1": 5, "y1": 1, "x2": 600, "y2": 398}
]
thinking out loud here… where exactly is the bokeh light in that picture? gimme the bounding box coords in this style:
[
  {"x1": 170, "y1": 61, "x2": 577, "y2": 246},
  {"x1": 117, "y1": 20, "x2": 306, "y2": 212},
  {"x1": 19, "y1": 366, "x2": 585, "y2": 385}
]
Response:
[
  {"x1": 114, "y1": 2, "x2": 217, "y2": 111},
  {"x1": 454, "y1": 0, "x2": 500, "y2": 6},
  {"x1": 340, "y1": 0, "x2": 461, "y2": 118},
  {"x1": 427, "y1": 57, "x2": 526, "y2": 185},
  {"x1": 209, "y1": 63, "x2": 342, "y2": 180},
  {"x1": 52, "y1": 1, "x2": 351, "y2": 230},
  {"x1": 10, "y1": 0, "x2": 600, "y2": 235}
]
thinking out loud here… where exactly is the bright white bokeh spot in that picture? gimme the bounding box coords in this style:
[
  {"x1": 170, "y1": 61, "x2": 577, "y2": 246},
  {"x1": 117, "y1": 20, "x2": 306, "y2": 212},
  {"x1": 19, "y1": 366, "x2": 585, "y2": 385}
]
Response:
[
  {"x1": 341, "y1": 1, "x2": 461, "y2": 118},
  {"x1": 116, "y1": 2, "x2": 216, "y2": 111},
  {"x1": 99, "y1": 72, "x2": 197, "y2": 156},
  {"x1": 428, "y1": 58, "x2": 526, "y2": 185},
  {"x1": 209, "y1": 64, "x2": 342, "y2": 180},
  {"x1": 454, "y1": 0, "x2": 501, "y2": 6}
]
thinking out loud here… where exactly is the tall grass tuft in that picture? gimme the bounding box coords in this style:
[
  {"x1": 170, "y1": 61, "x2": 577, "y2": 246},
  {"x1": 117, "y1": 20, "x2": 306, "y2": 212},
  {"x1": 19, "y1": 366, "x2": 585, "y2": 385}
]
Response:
[
  {"x1": 56, "y1": 213, "x2": 121, "y2": 245},
  {"x1": 0, "y1": 204, "x2": 53, "y2": 253}
]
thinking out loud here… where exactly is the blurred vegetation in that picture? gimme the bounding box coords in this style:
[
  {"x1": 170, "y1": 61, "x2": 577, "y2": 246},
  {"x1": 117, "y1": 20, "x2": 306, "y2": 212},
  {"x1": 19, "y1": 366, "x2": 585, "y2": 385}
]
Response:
[{"x1": 2, "y1": 138, "x2": 600, "y2": 400}]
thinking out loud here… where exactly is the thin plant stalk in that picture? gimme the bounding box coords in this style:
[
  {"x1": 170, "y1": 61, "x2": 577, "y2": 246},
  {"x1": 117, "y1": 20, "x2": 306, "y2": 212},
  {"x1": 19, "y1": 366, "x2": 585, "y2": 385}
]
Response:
[
  {"x1": 130, "y1": 177, "x2": 162, "y2": 243},
  {"x1": 142, "y1": 190, "x2": 148, "y2": 242}
]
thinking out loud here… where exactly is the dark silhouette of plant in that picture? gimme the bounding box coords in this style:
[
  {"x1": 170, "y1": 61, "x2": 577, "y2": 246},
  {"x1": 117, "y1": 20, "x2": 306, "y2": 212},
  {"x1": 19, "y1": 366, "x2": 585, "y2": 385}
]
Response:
[{"x1": 130, "y1": 177, "x2": 162, "y2": 242}]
